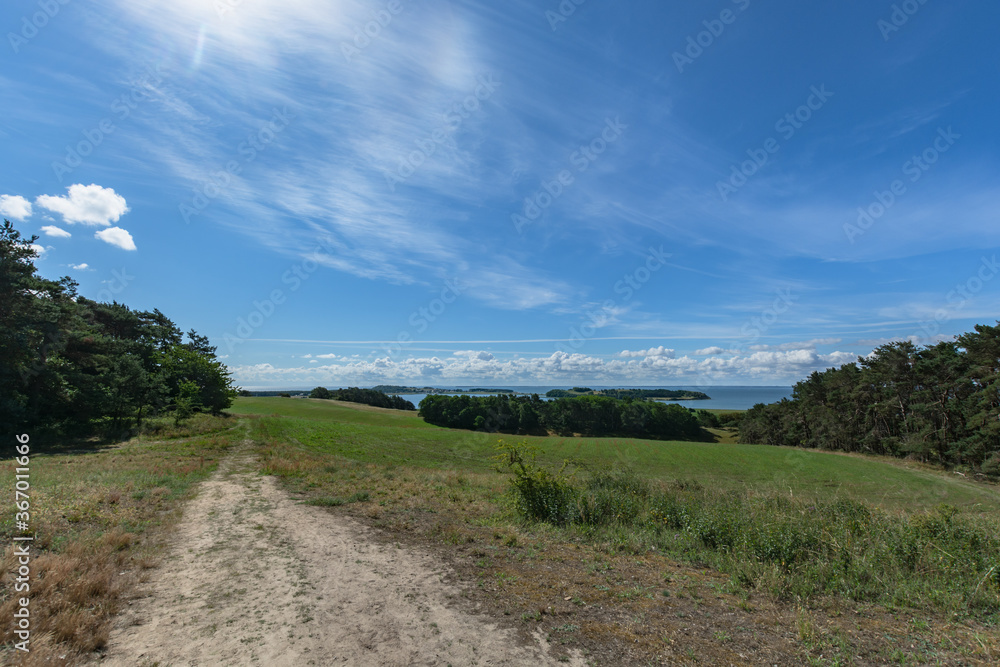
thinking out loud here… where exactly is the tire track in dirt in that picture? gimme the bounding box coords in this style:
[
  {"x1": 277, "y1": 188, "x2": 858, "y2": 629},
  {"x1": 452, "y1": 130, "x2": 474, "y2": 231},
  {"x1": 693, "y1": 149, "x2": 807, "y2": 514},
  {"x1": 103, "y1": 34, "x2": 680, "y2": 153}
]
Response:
[{"x1": 95, "y1": 444, "x2": 583, "y2": 666}]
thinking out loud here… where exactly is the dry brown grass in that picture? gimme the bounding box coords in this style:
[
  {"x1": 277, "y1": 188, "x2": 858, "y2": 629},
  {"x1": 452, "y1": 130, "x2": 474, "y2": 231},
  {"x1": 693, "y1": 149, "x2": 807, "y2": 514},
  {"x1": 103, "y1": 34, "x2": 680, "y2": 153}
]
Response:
[
  {"x1": 1, "y1": 538, "x2": 127, "y2": 658},
  {"x1": 0, "y1": 415, "x2": 236, "y2": 665}
]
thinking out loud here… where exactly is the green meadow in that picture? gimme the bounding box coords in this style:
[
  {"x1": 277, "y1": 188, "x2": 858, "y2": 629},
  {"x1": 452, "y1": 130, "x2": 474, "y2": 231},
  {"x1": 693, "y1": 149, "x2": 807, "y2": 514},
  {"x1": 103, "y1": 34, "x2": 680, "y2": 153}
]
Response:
[
  {"x1": 237, "y1": 395, "x2": 1000, "y2": 640},
  {"x1": 233, "y1": 396, "x2": 1000, "y2": 517}
]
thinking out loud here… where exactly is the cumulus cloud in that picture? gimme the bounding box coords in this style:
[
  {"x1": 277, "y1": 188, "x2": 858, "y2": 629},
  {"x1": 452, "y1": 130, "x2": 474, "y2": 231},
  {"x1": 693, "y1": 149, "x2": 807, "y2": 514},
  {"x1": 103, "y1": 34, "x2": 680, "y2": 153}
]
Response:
[
  {"x1": 36, "y1": 184, "x2": 129, "y2": 226},
  {"x1": 453, "y1": 350, "x2": 496, "y2": 361},
  {"x1": 315, "y1": 353, "x2": 338, "y2": 359},
  {"x1": 29, "y1": 244, "x2": 49, "y2": 258},
  {"x1": 40, "y1": 225, "x2": 72, "y2": 238},
  {"x1": 69, "y1": 263, "x2": 90, "y2": 270},
  {"x1": 619, "y1": 346, "x2": 675, "y2": 359},
  {"x1": 695, "y1": 346, "x2": 726, "y2": 356},
  {"x1": 94, "y1": 227, "x2": 137, "y2": 251},
  {"x1": 0, "y1": 195, "x2": 32, "y2": 221},
  {"x1": 230, "y1": 348, "x2": 860, "y2": 387}
]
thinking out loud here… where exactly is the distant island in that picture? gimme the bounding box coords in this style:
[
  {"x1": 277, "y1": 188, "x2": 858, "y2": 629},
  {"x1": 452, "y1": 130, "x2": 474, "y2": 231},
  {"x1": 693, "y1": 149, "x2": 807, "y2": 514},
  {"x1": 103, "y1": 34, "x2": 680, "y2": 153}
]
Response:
[
  {"x1": 371, "y1": 385, "x2": 519, "y2": 395},
  {"x1": 545, "y1": 387, "x2": 710, "y2": 401}
]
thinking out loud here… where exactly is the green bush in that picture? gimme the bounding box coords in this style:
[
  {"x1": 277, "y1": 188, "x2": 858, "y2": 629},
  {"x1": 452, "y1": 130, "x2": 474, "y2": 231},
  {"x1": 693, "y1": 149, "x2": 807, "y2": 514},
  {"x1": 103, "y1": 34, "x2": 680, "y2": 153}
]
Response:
[{"x1": 494, "y1": 440, "x2": 580, "y2": 525}]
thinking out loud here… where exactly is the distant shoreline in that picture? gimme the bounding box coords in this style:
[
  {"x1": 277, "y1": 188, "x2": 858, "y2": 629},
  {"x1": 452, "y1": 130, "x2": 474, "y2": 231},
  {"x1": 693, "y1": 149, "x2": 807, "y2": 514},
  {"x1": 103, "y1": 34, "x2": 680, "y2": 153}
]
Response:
[{"x1": 247, "y1": 386, "x2": 712, "y2": 401}]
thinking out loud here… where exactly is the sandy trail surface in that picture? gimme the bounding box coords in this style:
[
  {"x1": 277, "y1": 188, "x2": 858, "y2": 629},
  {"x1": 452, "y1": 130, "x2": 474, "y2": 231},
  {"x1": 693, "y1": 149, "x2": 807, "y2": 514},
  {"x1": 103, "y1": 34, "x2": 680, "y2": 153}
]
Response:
[{"x1": 97, "y1": 447, "x2": 582, "y2": 666}]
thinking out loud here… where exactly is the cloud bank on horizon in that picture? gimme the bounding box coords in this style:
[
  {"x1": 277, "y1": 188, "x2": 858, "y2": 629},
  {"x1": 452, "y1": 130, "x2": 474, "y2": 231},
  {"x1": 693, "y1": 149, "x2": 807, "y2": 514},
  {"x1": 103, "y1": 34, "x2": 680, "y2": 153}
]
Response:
[{"x1": 3, "y1": 0, "x2": 998, "y2": 387}]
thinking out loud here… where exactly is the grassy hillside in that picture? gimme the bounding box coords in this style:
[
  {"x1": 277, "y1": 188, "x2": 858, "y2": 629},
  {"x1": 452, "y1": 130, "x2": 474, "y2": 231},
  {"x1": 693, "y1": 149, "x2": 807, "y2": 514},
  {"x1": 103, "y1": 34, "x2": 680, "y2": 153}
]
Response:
[
  {"x1": 233, "y1": 397, "x2": 1000, "y2": 516},
  {"x1": 235, "y1": 397, "x2": 1000, "y2": 663},
  {"x1": 4, "y1": 399, "x2": 995, "y2": 664}
]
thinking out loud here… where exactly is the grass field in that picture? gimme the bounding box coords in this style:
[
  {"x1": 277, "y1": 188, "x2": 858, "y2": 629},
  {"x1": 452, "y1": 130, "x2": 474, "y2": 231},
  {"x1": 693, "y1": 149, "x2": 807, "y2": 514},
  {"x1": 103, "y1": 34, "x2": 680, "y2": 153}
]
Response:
[
  {"x1": 4, "y1": 398, "x2": 998, "y2": 665},
  {"x1": 234, "y1": 396, "x2": 1000, "y2": 516},
  {"x1": 239, "y1": 396, "x2": 1000, "y2": 664}
]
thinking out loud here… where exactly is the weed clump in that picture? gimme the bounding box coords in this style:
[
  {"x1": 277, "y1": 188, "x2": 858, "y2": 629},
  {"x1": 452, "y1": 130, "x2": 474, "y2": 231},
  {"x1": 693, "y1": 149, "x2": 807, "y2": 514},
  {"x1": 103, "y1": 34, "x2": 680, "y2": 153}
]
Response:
[{"x1": 493, "y1": 440, "x2": 579, "y2": 525}]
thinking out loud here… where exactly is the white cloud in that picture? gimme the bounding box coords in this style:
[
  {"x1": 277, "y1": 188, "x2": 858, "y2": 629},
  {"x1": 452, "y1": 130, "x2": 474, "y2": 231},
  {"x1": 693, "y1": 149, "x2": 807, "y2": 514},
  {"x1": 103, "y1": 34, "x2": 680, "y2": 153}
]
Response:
[
  {"x1": 94, "y1": 227, "x2": 137, "y2": 251},
  {"x1": 453, "y1": 350, "x2": 496, "y2": 361},
  {"x1": 315, "y1": 353, "x2": 338, "y2": 359},
  {"x1": 36, "y1": 184, "x2": 129, "y2": 226},
  {"x1": 40, "y1": 225, "x2": 72, "y2": 238},
  {"x1": 619, "y1": 346, "x2": 675, "y2": 359},
  {"x1": 230, "y1": 348, "x2": 859, "y2": 387},
  {"x1": 695, "y1": 346, "x2": 726, "y2": 356},
  {"x1": 0, "y1": 195, "x2": 32, "y2": 221},
  {"x1": 69, "y1": 263, "x2": 90, "y2": 270},
  {"x1": 29, "y1": 244, "x2": 49, "y2": 258}
]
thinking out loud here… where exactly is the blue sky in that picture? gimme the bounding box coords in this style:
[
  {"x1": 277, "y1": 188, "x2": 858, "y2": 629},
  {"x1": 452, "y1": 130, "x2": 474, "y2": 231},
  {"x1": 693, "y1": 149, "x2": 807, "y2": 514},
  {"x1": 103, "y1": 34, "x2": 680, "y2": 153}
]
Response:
[{"x1": 3, "y1": 0, "x2": 998, "y2": 389}]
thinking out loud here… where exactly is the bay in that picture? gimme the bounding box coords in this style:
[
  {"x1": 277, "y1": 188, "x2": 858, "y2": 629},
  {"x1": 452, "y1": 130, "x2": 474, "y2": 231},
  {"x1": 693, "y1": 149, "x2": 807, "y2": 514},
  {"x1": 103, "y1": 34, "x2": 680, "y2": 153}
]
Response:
[{"x1": 382, "y1": 385, "x2": 793, "y2": 411}]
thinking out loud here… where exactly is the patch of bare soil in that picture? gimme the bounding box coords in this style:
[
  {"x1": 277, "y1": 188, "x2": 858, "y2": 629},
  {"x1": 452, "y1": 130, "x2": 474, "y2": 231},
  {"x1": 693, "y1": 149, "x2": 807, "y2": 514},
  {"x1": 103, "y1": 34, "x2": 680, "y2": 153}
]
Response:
[{"x1": 92, "y1": 447, "x2": 584, "y2": 666}]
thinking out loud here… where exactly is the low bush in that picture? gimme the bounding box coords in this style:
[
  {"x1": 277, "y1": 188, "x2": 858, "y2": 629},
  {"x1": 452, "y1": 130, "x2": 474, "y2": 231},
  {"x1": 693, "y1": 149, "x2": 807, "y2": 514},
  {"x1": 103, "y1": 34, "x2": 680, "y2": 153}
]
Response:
[{"x1": 493, "y1": 440, "x2": 579, "y2": 525}]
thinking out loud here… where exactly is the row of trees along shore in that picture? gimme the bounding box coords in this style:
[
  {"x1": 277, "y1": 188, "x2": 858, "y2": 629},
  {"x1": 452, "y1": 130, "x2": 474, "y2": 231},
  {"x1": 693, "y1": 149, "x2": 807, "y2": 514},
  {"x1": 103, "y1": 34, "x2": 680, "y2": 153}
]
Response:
[
  {"x1": 739, "y1": 324, "x2": 1000, "y2": 475},
  {"x1": 419, "y1": 393, "x2": 712, "y2": 441},
  {"x1": 309, "y1": 386, "x2": 415, "y2": 410},
  {"x1": 1, "y1": 220, "x2": 236, "y2": 436}
]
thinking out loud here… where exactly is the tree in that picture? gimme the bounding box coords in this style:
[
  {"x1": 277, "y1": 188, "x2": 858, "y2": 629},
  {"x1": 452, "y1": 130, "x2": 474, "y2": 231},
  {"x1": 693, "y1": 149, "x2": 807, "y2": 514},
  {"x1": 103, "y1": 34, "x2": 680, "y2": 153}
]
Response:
[
  {"x1": 173, "y1": 380, "x2": 201, "y2": 425},
  {"x1": 160, "y1": 344, "x2": 236, "y2": 415},
  {"x1": 1, "y1": 220, "x2": 237, "y2": 434},
  {"x1": 310, "y1": 386, "x2": 333, "y2": 399},
  {"x1": 738, "y1": 323, "x2": 1000, "y2": 472}
]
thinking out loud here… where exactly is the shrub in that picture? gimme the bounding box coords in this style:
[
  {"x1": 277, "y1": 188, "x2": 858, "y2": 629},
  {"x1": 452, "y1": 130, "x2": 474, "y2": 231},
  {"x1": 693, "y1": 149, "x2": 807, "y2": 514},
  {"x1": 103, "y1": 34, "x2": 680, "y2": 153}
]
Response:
[
  {"x1": 494, "y1": 440, "x2": 579, "y2": 525},
  {"x1": 578, "y1": 468, "x2": 649, "y2": 526}
]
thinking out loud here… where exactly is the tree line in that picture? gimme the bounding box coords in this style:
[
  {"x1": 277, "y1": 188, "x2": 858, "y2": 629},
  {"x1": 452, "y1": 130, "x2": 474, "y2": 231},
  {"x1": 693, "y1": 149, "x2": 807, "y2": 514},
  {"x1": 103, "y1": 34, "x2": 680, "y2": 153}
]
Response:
[
  {"x1": 309, "y1": 386, "x2": 415, "y2": 410},
  {"x1": 419, "y1": 393, "x2": 711, "y2": 441},
  {"x1": 1, "y1": 220, "x2": 236, "y2": 436},
  {"x1": 739, "y1": 324, "x2": 1000, "y2": 475}
]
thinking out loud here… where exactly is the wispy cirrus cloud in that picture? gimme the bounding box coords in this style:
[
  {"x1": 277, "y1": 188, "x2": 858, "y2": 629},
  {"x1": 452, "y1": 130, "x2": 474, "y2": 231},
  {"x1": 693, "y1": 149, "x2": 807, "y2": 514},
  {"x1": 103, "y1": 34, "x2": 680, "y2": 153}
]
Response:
[{"x1": 84, "y1": 0, "x2": 582, "y2": 309}]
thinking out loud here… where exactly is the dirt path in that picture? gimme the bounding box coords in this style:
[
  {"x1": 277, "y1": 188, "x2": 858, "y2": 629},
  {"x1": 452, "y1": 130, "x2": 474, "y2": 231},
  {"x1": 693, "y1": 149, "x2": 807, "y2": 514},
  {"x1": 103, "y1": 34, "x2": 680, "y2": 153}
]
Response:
[{"x1": 97, "y1": 447, "x2": 583, "y2": 666}]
